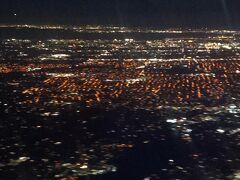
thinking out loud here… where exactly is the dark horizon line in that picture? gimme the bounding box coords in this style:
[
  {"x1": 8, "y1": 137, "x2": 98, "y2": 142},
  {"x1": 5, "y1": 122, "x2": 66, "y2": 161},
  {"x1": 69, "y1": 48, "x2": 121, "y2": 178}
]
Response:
[{"x1": 1, "y1": 15, "x2": 240, "y2": 29}]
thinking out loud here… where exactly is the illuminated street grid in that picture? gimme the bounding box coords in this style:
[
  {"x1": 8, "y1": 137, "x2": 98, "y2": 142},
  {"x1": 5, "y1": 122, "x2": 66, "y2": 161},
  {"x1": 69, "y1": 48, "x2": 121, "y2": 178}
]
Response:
[{"x1": 0, "y1": 25, "x2": 240, "y2": 179}]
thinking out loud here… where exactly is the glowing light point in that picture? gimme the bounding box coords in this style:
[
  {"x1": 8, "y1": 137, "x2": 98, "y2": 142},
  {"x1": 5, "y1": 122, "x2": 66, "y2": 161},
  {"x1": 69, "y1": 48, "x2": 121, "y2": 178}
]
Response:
[{"x1": 80, "y1": 165, "x2": 88, "y2": 169}]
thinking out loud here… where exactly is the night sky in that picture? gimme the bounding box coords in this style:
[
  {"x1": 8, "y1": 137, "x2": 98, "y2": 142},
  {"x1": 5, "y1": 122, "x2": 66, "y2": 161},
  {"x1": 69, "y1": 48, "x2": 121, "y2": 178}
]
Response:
[{"x1": 1, "y1": 0, "x2": 240, "y2": 27}]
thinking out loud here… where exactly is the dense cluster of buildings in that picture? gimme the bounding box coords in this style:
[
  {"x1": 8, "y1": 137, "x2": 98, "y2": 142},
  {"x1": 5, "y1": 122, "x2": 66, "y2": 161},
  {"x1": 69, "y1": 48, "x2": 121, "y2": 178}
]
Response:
[{"x1": 0, "y1": 25, "x2": 240, "y2": 179}]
